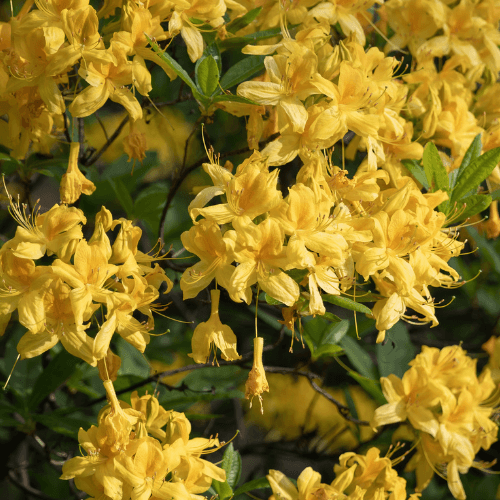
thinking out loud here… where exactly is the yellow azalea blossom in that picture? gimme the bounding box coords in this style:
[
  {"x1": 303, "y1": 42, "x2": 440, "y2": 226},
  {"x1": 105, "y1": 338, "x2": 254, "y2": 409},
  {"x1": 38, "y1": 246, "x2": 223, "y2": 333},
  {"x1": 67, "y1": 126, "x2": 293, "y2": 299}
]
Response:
[
  {"x1": 190, "y1": 159, "x2": 281, "y2": 225},
  {"x1": 187, "y1": 159, "x2": 234, "y2": 220},
  {"x1": 51, "y1": 239, "x2": 117, "y2": 327},
  {"x1": 372, "y1": 366, "x2": 441, "y2": 436},
  {"x1": 113, "y1": 436, "x2": 189, "y2": 500},
  {"x1": 60, "y1": 142, "x2": 96, "y2": 204},
  {"x1": 7, "y1": 200, "x2": 86, "y2": 262},
  {"x1": 17, "y1": 273, "x2": 96, "y2": 365},
  {"x1": 311, "y1": 62, "x2": 380, "y2": 139},
  {"x1": 335, "y1": 447, "x2": 405, "y2": 498},
  {"x1": 168, "y1": 0, "x2": 226, "y2": 62},
  {"x1": 267, "y1": 463, "x2": 358, "y2": 500},
  {"x1": 68, "y1": 43, "x2": 146, "y2": 120},
  {"x1": 130, "y1": 391, "x2": 171, "y2": 441},
  {"x1": 307, "y1": 0, "x2": 379, "y2": 46},
  {"x1": 371, "y1": 278, "x2": 439, "y2": 343},
  {"x1": 188, "y1": 289, "x2": 241, "y2": 363},
  {"x1": 93, "y1": 275, "x2": 160, "y2": 360},
  {"x1": 5, "y1": 22, "x2": 67, "y2": 115},
  {"x1": 180, "y1": 220, "x2": 244, "y2": 301},
  {"x1": 228, "y1": 216, "x2": 300, "y2": 306},
  {"x1": 261, "y1": 102, "x2": 342, "y2": 166},
  {"x1": 237, "y1": 41, "x2": 320, "y2": 133},
  {"x1": 245, "y1": 336, "x2": 269, "y2": 413},
  {"x1": 271, "y1": 183, "x2": 348, "y2": 267},
  {"x1": 0, "y1": 248, "x2": 40, "y2": 335}
]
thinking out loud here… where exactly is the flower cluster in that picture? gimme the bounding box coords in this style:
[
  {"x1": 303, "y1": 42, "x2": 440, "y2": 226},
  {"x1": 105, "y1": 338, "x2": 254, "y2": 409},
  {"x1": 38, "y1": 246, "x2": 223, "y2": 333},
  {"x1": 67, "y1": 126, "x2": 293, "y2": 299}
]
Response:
[
  {"x1": 372, "y1": 345, "x2": 499, "y2": 499},
  {"x1": 180, "y1": 142, "x2": 464, "y2": 354},
  {"x1": 267, "y1": 447, "x2": 421, "y2": 500},
  {"x1": 0, "y1": 195, "x2": 171, "y2": 365},
  {"x1": 0, "y1": 0, "x2": 235, "y2": 160},
  {"x1": 61, "y1": 379, "x2": 226, "y2": 500}
]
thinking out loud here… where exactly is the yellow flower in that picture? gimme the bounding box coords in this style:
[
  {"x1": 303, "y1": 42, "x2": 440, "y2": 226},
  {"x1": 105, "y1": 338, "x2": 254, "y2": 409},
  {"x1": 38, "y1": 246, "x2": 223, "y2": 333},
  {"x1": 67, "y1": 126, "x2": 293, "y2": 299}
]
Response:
[
  {"x1": 7, "y1": 200, "x2": 86, "y2": 262},
  {"x1": 190, "y1": 159, "x2": 281, "y2": 225},
  {"x1": 60, "y1": 142, "x2": 96, "y2": 205},
  {"x1": 245, "y1": 337, "x2": 269, "y2": 413},
  {"x1": 237, "y1": 41, "x2": 320, "y2": 132},
  {"x1": 180, "y1": 220, "x2": 242, "y2": 301},
  {"x1": 371, "y1": 366, "x2": 441, "y2": 436},
  {"x1": 229, "y1": 217, "x2": 300, "y2": 306},
  {"x1": 17, "y1": 273, "x2": 96, "y2": 365},
  {"x1": 188, "y1": 289, "x2": 241, "y2": 364},
  {"x1": 51, "y1": 239, "x2": 117, "y2": 327}
]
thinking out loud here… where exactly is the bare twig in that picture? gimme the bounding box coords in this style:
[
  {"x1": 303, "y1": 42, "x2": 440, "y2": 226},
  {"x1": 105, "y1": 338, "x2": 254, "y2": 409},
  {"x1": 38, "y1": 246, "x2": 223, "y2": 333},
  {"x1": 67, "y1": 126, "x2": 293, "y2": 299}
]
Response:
[
  {"x1": 85, "y1": 326, "x2": 286, "y2": 407},
  {"x1": 83, "y1": 114, "x2": 130, "y2": 166},
  {"x1": 158, "y1": 115, "x2": 204, "y2": 243},
  {"x1": 77, "y1": 118, "x2": 85, "y2": 161},
  {"x1": 263, "y1": 366, "x2": 370, "y2": 426},
  {"x1": 8, "y1": 469, "x2": 58, "y2": 500}
]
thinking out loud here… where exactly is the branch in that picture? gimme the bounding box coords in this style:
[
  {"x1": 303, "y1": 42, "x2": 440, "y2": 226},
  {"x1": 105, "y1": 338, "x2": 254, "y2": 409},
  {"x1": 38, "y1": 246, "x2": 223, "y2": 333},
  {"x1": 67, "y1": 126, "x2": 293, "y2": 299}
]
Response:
[
  {"x1": 8, "y1": 469, "x2": 58, "y2": 500},
  {"x1": 83, "y1": 114, "x2": 130, "y2": 166},
  {"x1": 263, "y1": 367, "x2": 370, "y2": 426},
  {"x1": 158, "y1": 115, "x2": 204, "y2": 243},
  {"x1": 157, "y1": 131, "x2": 281, "y2": 244},
  {"x1": 85, "y1": 326, "x2": 286, "y2": 407}
]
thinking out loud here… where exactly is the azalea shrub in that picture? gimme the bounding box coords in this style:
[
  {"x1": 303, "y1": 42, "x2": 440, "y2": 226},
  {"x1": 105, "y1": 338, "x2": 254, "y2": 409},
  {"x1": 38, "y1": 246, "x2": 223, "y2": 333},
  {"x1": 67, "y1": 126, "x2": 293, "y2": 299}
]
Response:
[{"x1": 1, "y1": 0, "x2": 500, "y2": 500}]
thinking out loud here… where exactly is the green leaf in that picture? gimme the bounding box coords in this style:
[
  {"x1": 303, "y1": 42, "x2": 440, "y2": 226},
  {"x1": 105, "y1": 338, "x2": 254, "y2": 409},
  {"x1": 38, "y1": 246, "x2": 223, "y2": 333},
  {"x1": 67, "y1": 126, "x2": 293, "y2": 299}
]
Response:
[
  {"x1": 28, "y1": 350, "x2": 78, "y2": 411},
  {"x1": 0, "y1": 153, "x2": 22, "y2": 175},
  {"x1": 348, "y1": 371, "x2": 385, "y2": 406},
  {"x1": 219, "y1": 56, "x2": 265, "y2": 90},
  {"x1": 221, "y1": 443, "x2": 242, "y2": 489},
  {"x1": 219, "y1": 25, "x2": 286, "y2": 50},
  {"x1": 265, "y1": 293, "x2": 282, "y2": 305},
  {"x1": 205, "y1": 43, "x2": 222, "y2": 73},
  {"x1": 116, "y1": 336, "x2": 150, "y2": 378},
  {"x1": 211, "y1": 94, "x2": 260, "y2": 106},
  {"x1": 339, "y1": 336, "x2": 377, "y2": 380},
  {"x1": 33, "y1": 413, "x2": 92, "y2": 438},
  {"x1": 134, "y1": 183, "x2": 167, "y2": 217},
  {"x1": 467, "y1": 227, "x2": 500, "y2": 275},
  {"x1": 33, "y1": 168, "x2": 55, "y2": 177},
  {"x1": 452, "y1": 134, "x2": 482, "y2": 189},
  {"x1": 285, "y1": 269, "x2": 308, "y2": 283},
  {"x1": 322, "y1": 295, "x2": 372, "y2": 315},
  {"x1": 108, "y1": 177, "x2": 135, "y2": 218},
  {"x1": 233, "y1": 477, "x2": 270, "y2": 497},
  {"x1": 447, "y1": 193, "x2": 492, "y2": 225},
  {"x1": 376, "y1": 323, "x2": 416, "y2": 379},
  {"x1": 423, "y1": 142, "x2": 449, "y2": 192},
  {"x1": 212, "y1": 479, "x2": 233, "y2": 500},
  {"x1": 226, "y1": 7, "x2": 263, "y2": 34},
  {"x1": 196, "y1": 55, "x2": 220, "y2": 96},
  {"x1": 303, "y1": 318, "x2": 348, "y2": 360},
  {"x1": 145, "y1": 35, "x2": 204, "y2": 102},
  {"x1": 451, "y1": 147, "x2": 500, "y2": 203},
  {"x1": 323, "y1": 311, "x2": 342, "y2": 323},
  {"x1": 401, "y1": 159, "x2": 429, "y2": 190}
]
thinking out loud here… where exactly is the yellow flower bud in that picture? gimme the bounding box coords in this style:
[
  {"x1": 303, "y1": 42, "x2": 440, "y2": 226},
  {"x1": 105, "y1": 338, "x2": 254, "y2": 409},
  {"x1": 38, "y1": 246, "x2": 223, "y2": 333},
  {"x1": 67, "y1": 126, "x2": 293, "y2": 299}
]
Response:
[
  {"x1": 245, "y1": 337, "x2": 269, "y2": 414},
  {"x1": 60, "y1": 142, "x2": 96, "y2": 205}
]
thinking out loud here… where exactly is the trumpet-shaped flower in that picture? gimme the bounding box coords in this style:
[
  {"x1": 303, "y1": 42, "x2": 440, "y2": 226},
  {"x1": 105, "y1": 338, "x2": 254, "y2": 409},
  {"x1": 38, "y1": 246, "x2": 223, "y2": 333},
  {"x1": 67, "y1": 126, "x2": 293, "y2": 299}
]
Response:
[
  {"x1": 229, "y1": 217, "x2": 300, "y2": 306},
  {"x1": 188, "y1": 289, "x2": 241, "y2": 364}
]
